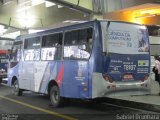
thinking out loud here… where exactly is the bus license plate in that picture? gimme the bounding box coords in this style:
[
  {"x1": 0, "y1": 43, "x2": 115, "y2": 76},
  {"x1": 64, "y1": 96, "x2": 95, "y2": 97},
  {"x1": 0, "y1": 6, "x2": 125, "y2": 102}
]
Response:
[{"x1": 123, "y1": 74, "x2": 133, "y2": 81}]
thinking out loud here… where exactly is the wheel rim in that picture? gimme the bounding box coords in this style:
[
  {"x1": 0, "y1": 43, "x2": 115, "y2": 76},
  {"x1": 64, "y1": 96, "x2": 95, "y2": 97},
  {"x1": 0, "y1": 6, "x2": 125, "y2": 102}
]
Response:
[
  {"x1": 14, "y1": 81, "x2": 18, "y2": 93},
  {"x1": 51, "y1": 88, "x2": 59, "y2": 104}
]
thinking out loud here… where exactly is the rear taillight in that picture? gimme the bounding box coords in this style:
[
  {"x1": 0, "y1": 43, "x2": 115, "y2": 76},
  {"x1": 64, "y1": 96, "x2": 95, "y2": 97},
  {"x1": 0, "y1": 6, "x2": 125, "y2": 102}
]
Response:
[
  {"x1": 141, "y1": 75, "x2": 149, "y2": 82},
  {"x1": 102, "y1": 74, "x2": 113, "y2": 83}
]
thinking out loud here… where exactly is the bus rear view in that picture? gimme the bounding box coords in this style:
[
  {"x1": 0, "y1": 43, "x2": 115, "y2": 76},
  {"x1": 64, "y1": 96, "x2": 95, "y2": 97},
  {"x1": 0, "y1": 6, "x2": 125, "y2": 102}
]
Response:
[{"x1": 92, "y1": 21, "x2": 150, "y2": 98}]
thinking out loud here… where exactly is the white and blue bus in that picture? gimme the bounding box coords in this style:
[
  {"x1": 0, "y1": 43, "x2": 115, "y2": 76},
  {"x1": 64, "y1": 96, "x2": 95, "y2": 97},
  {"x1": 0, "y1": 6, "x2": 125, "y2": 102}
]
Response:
[{"x1": 8, "y1": 20, "x2": 151, "y2": 107}]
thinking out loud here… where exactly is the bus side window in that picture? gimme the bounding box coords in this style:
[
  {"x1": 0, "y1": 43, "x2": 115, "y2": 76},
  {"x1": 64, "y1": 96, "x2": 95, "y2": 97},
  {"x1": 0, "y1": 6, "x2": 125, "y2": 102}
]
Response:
[
  {"x1": 64, "y1": 28, "x2": 93, "y2": 60},
  {"x1": 79, "y1": 28, "x2": 93, "y2": 53},
  {"x1": 24, "y1": 37, "x2": 40, "y2": 61},
  {"x1": 64, "y1": 30, "x2": 78, "y2": 59},
  {"x1": 41, "y1": 33, "x2": 62, "y2": 61},
  {"x1": 87, "y1": 28, "x2": 93, "y2": 52}
]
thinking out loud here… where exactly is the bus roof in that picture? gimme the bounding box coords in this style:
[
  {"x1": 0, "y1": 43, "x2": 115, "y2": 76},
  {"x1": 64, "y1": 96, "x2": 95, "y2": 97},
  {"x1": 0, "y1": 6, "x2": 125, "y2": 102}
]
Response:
[{"x1": 16, "y1": 19, "x2": 145, "y2": 40}]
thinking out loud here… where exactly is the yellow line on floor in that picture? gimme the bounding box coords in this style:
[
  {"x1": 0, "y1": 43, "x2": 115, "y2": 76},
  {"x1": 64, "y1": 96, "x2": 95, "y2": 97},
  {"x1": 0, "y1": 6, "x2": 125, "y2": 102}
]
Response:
[{"x1": 0, "y1": 95, "x2": 77, "y2": 120}]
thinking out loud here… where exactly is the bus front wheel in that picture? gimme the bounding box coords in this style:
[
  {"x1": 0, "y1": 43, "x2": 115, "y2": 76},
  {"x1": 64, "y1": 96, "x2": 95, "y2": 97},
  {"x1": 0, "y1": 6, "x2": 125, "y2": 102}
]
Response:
[
  {"x1": 50, "y1": 85, "x2": 63, "y2": 107},
  {"x1": 13, "y1": 80, "x2": 23, "y2": 96}
]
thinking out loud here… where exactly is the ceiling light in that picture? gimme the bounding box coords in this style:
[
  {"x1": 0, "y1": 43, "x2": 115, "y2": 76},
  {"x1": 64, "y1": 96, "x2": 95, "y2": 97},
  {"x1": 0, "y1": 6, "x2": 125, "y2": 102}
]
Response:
[
  {"x1": 140, "y1": 9, "x2": 160, "y2": 15},
  {"x1": 32, "y1": 0, "x2": 45, "y2": 6},
  {"x1": 18, "y1": 18, "x2": 35, "y2": 28},
  {"x1": 63, "y1": 20, "x2": 87, "y2": 23},
  {"x1": 29, "y1": 29, "x2": 44, "y2": 34},
  {"x1": 140, "y1": 10, "x2": 155, "y2": 14},
  {"x1": 45, "y1": 1, "x2": 56, "y2": 7},
  {"x1": 17, "y1": 14, "x2": 36, "y2": 28},
  {"x1": 58, "y1": 5, "x2": 63, "y2": 8},
  {"x1": 135, "y1": 14, "x2": 156, "y2": 19}
]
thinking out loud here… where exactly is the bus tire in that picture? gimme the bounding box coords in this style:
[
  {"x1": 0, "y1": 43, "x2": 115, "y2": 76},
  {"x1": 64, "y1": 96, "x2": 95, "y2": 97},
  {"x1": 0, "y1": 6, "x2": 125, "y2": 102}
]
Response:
[
  {"x1": 50, "y1": 85, "x2": 63, "y2": 107},
  {"x1": 13, "y1": 80, "x2": 23, "y2": 96}
]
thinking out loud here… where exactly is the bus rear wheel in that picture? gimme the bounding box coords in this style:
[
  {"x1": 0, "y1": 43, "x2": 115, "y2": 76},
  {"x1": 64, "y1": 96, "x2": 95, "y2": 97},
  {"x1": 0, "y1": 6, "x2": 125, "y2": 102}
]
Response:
[
  {"x1": 50, "y1": 85, "x2": 63, "y2": 107},
  {"x1": 13, "y1": 80, "x2": 23, "y2": 96}
]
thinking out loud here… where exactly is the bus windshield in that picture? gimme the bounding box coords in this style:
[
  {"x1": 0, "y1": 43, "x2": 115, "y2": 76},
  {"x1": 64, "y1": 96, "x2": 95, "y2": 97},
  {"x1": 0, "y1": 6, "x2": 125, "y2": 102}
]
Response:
[{"x1": 101, "y1": 21, "x2": 149, "y2": 54}]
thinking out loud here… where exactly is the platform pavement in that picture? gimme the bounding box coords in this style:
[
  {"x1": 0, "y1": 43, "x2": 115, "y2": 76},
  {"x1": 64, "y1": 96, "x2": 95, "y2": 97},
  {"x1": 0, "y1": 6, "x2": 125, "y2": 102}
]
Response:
[{"x1": 106, "y1": 74, "x2": 160, "y2": 112}]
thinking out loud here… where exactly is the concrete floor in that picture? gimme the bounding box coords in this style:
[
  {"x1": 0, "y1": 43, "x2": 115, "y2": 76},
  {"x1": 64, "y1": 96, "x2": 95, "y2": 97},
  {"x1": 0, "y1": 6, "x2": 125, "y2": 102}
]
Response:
[
  {"x1": 108, "y1": 73, "x2": 160, "y2": 112},
  {"x1": 0, "y1": 84, "x2": 157, "y2": 120}
]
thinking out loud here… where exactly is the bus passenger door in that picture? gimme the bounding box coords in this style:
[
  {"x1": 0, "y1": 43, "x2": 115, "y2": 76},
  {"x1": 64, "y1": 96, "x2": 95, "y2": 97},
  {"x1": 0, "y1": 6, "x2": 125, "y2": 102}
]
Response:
[
  {"x1": 32, "y1": 49, "x2": 41, "y2": 92},
  {"x1": 20, "y1": 37, "x2": 41, "y2": 91},
  {"x1": 33, "y1": 61, "x2": 47, "y2": 92},
  {"x1": 19, "y1": 61, "x2": 33, "y2": 90},
  {"x1": 19, "y1": 49, "x2": 35, "y2": 90}
]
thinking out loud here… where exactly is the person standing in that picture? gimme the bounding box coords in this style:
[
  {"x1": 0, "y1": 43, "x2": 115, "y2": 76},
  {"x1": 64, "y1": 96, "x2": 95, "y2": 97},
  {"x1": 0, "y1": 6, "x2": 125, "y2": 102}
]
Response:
[{"x1": 154, "y1": 55, "x2": 160, "y2": 95}]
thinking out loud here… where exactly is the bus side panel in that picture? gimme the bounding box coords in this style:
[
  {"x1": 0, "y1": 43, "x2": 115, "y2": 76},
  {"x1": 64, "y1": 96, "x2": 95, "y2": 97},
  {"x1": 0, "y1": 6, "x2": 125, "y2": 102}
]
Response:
[
  {"x1": 32, "y1": 61, "x2": 48, "y2": 92},
  {"x1": 35, "y1": 61, "x2": 51, "y2": 93},
  {"x1": 62, "y1": 61, "x2": 89, "y2": 99},
  {"x1": 38, "y1": 61, "x2": 64, "y2": 95}
]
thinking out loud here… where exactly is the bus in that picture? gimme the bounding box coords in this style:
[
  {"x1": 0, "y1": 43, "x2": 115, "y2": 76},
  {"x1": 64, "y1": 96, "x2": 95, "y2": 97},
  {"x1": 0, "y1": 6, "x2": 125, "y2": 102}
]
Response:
[
  {"x1": 0, "y1": 50, "x2": 8, "y2": 83},
  {"x1": 8, "y1": 20, "x2": 151, "y2": 107},
  {"x1": 0, "y1": 39, "x2": 13, "y2": 84}
]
